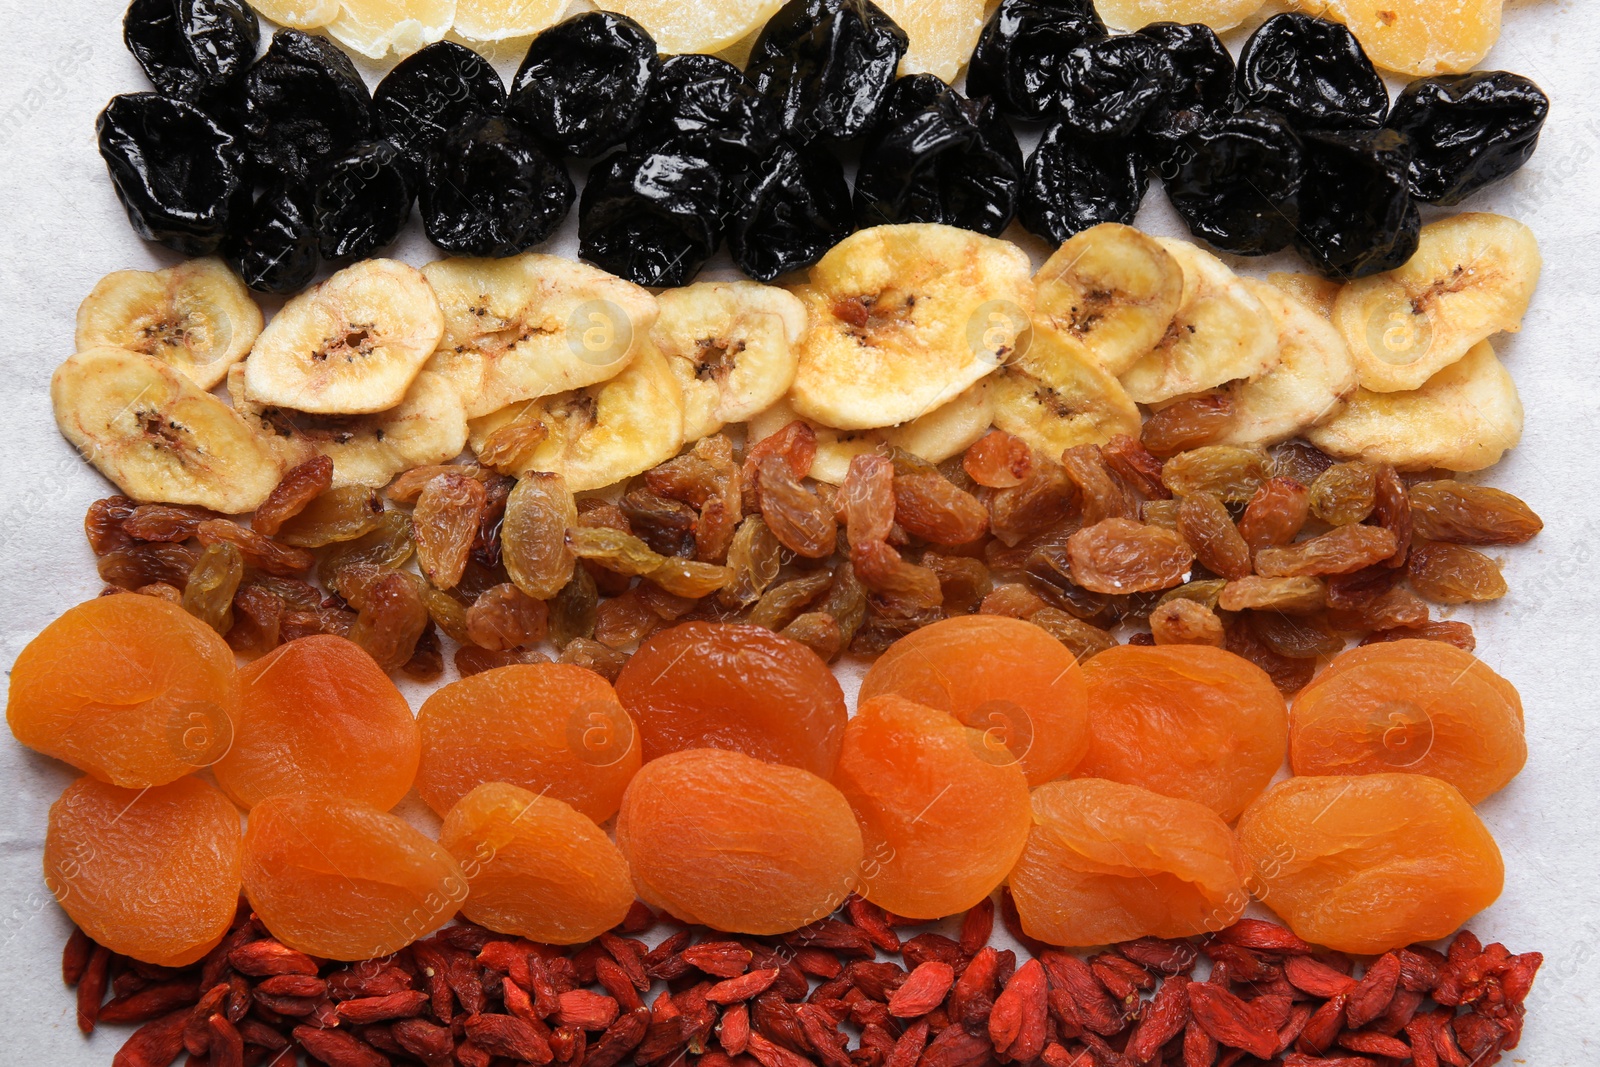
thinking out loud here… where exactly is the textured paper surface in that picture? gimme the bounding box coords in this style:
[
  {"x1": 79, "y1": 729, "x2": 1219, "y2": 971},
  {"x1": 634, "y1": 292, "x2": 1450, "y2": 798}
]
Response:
[{"x1": 0, "y1": 0, "x2": 1596, "y2": 1060}]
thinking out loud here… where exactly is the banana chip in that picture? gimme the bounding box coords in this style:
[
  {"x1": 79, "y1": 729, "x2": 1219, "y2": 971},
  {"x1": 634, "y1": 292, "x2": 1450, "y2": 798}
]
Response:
[
  {"x1": 1034, "y1": 223, "x2": 1184, "y2": 377},
  {"x1": 326, "y1": 0, "x2": 455, "y2": 58},
  {"x1": 991, "y1": 325, "x2": 1141, "y2": 459}
]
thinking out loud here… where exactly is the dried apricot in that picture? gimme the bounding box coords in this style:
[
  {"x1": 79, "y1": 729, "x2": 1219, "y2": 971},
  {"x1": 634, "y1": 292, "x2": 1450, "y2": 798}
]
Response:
[
  {"x1": 416, "y1": 663, "x2": 641, "y2": 822},
  {"x1": 8, "y1": 595, "x2": 236, "y2": 788},
  {"x1": 1236, "y1": 774, "x2": 1503, "y2": 955},
  {"x1": 46, "y1": 776, "x2": 241, "y2": 967},
  {"x1": 1008, "y1": 779, "x2": 1249, "y2": 947},
  {"x1": 440, "y1": 782, "x2": 634, "y2": 945},
  {"x1": 214, "y1": 636, "x2": 421, "y2": 811},
  {"x1": 616, "y1": 748, "x2": 864, "y2": 935}
]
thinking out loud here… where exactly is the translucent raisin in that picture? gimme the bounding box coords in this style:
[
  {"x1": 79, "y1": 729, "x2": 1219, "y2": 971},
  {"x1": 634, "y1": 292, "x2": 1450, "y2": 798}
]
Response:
[
  {"x1": 1224, "y1": 614, "x2": 1314, "y2": 695},
  {"x1": 1217, "y1": 575, "x2": 1325, "y2": 614},
  {"x1": 472, "y1": 472, "x2": 515, "y2": 570},
  {"x1": 387, "y1": 464, "x2": 495, "y2": 502},
  {"x1": 1102, "y1": 435, "x2": 1170, "y2": 500},
  {"x1": 758, "y1": 455, "x2": 837, "y2": 559},
  {"x1": 1238, "y1": 477, "x2": 1310, "y2": 553},
  {"x1": 744, "y1": 420, "x2": 817, "y2": 508},
  {"x1": 317, "y1": 511, "x2": 415, "y2": 589},
  {"x1": 850, "y1": 608, "x2": 944, "y2": 656},
  {"x1": 749, "y1": 572, "x2": 834, "y2": 630},
  {"x1": 1161, "y1": 446, "x2": 1268, "y2": 503},
  {"x1": 402, "y1": 623, "x2": 445, "y2": 683},
  {"x1": 252, "y1": 574, "x2": 324, "y2": 611},
  {"x1": 648, "y1": 558, "x2": 733, "y2": 598},
  {"x1": 1176, "y1": 492, "x2": 1252, "y2": 581},
  {"x1": 133, "y1": 581, "x2": 183, "y2": 602},
  {"x1": 593, "y1": 589, "x2": 661, "y2": 650},
  {"x1": 274, "y1": 487, "x2": 387, "y2": 548},
  {"x1": 852, "y1": 539, "x2": 943, "y2": 612},
  {"x1": 1361, "y1": 620, "x2": 1476, "y2": 652},
  {"x1": 558, "y1": 636, "x2": 629, "y2": 681},
  {"x1": 182, "y1": 541, "x2": 244, "y2": 634},
  {"x1": 252, "y1": 456, "x2": 334, "y2": 536},
  {"x1": 1141, "y1": 395, "x2": 1234, "y2": 458},
  {"x1": 463, "y1": 583, "x2": 550, "y2": 651},
  {"x1": 1248, "y1": 611, "x2": 1342, "y2": 659},
  {"x1": 227, "y1": 583, "x2": 284, "y2": 657},
  {"x1": 1409, "y1": 481, "x2": 1543, "y2": 546},
  {"x1": 646, "y1": 435, "x2": 744, "y2": 564},
  {"x1": 1157, "y1": 578, "x2": 1228, "y2": 610},
  {"x1": 964, "y1": 430, "x2": 1034, "y2": 489},
  {"x1": 124, "y1": 503, "x2": 219, "y2": 542},
  {"x1": 1024, "y1": 544, "x2": 1117, "y2": 625},
  {"x1": 1067, "y1": 518, "x2": 1195, "y2": 595},
  {"x1": 1327, "y1": 587, "x2": 1430, "y2": 632},
  {"x1": 839, "y1": 453, "x2": 895, "y2": 545},
  {"x1": 1269, "y1": 439, "x2": 1335, "y2": 485},
  {"x1": 1324, "y1": 565, "x2": 1399, "y2": 611},
  {"x1": 894, "y1": 471, "x2": 989, "y2": 545},
  {"x1": 97, "y1": 542, "x2": 200, "y2": 590},
  {"x1": 474, "y1": 408, "x2": 548, "y2": 472},
  {"x1": 1255, "y1": 525, "x2": 1397, "y2": 578},
  {"x1": 281, "y1": 606, "x2": 356, "y2": 642},
  {"x1": 568, "y1": 526, "x2": 665, "y2": 576},
  {"x1": 1141, "y1": 499, "x2": 1180, "y2": 530},
  {"x1": 720, "y1": 515, "x2": 784, "y2": 608},
  {"x1": 348, "y1": 571, "x2": 429, "y2": 672},
  {"x1": 196, "y1": 519, "x2": 315, "y2": 577},
  {"x1": 988, "y1": 457, "x2": 1077, "y2": 547},
  {"x1": 1407, "y1": 541, "x2": 1507, "y2": 605},
  {"x1": 1149, "y1": 599, "x2": 1225, "y2": 647},
  {"x1": 621, "y1": 485, "x2": 698, "y2": 558},
  {"x1": 550, "y1": 566, "x2": 599, "y2": 650},
  {"x1": 1061, "y1": 444, "x2": 1139, "y2": 525},
  {"x1": 1370, "y1": 464, "x2": 1412, "y2": 569},
  {"x1": 980, "y1": 582, "x2": 1051, "y2": 619},
  {"x1": 816, "y1": 558, "x2": 868, "y2": 648},
  {"x1": 781, "y1": 612, "x2": 844, "y2": 662},
  {"x1": 1307, "y1": 462, "x2": 1377, "y2": 525},
  {"x1": 635, "y1": 583, "x2": 699, "y2": 621},
  {"x1": 456, "y1": 646, "x2": 551, "y2": 676},
  {"x1": 1028, "y1": 608, "x2": 1117, "y2": 661},
  {"x1": 422, "y1": 585, "x2": 473, "y2": 645},
  {"x1": 503, "y1": 472, "x2": 579, "y2": 600},
  {"x1": 85, "y1": 496, "x2": 137, "y2": 555},
  {"x1": 924, "y1": 554, "x2": 992, "y2": 614},
  {"x1": 576, "y1": 501, "x2": 636, "y2": 596},
  {"x1": 412, "y1": 472, "x2": 488, "y2": 590}
]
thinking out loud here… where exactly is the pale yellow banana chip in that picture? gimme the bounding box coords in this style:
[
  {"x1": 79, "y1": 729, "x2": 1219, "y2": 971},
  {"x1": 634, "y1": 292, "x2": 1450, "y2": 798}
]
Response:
[
  {"x1": 593, "y1": 0, "x2": 786, "y2": 54},
  {"x1": 991, "y1": 325, "x2": 1141, "y2": 459},
  {"x1": 328, "y1": 0, "x2": 456, "y2": 58},
  {"x1": 1035, "y1": 223, "x2": 1184, "y2": 377},
  {"x1": 1096, "y1": 0, "x2": 1266, "y2": 32},
  {"x1": 1267, "y1": 271, "x2": 1342, "y2": 321},
  {"x1": 251, "y1": 0, "x2": 341, "y2": 28},
  {"x1": 876, "y1": 0, "x2": 987, "y2": 83},
  {"x1": 453, "y1": 0, "x2": 565, "y2": 40},
  {"x1": 1292, "y1": 0, "x2": 1501, "y2": 77}
]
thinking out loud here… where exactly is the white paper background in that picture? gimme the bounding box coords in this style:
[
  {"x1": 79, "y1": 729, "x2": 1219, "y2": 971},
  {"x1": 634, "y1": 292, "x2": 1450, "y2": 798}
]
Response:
[{"x1": 0, "y1": 0, "x2": 1596, "y2": 1062}]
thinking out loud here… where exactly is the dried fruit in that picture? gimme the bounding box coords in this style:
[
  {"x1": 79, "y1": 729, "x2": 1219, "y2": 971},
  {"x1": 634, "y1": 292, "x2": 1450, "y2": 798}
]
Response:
[
  {"x1": 1256, "y1": 524, "x2": 1398, "y2": 578},
  {"x1": 1388, "y1": 72, "x2": 1549, "y2": 205},
  {"x1": 1149, "y1": 599, "x2": 1225, "y2": 648},
  {"x1": 1161, "y1": 447, "x2": 1269, "y2": 503},
  {"x1": 758, "y1": 456, "x2": 838, "y2": 559},
  {"x1": 747, "y1": 0, "x2": 909, "y2": 144},
  {"x1": 415, "y1": 472, "x2": 488, "y2": 590},
  {"x1": 964, "y1": 431, "x2": 1033, "y2": 489},
  {"x1": 466, "y1": 583, "x2": 550, "y2": 651},
  {"x1": 1067, "y1": 518, "x2": 1195, "y2": 595},
  {"x1": 182, "y1": 541, "x2": 244, "y2": 634},
  {"x1": 348, "y1": 571, "x2": 429, "y2": 672},
  {"x1": 504, "y1": 473, "x2": 580, "y2": 600},
  {"x1": 1176, "y1": 493, "x2": 1251, "y2": 581},
  {"x1": 509, "y1": 10, "x2": 661, "y2": 158},
  {"x1": 1142, "y1": 397, "x2": 1234, "y2": 459},
  {"x1": 1407, "y1": 541, "x2": 1507, "y2": 604},
  {"x1": 253, "y1": 457, "x2": 335, "y2": 537},
  {"x1": 1238, "y1": 477, "x2": 1311, "y2": 553},
  {"x1": 1409, "y1": 480, "x2": 1542, "y2": 545},
  {"x1": 1308, "y1": 462, "x2": 1378, "y2": 525}
]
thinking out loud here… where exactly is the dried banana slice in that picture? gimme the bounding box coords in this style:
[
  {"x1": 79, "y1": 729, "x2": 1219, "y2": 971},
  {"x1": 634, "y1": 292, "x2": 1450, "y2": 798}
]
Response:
[
  {"x1": 1217, "y1": 280, "x2": 1359, "y2": 448},
  {"x1": 1332, "y1": 213, "x2": 1540, "y2": 394},
  {"x1": 654, "y1": 282, "x2": 806, "y2": 443},
  {"x1": 252, "y1": 0, "x2": 340, "y2": 29},
  {"x1": 244, "y1": 259, "x2": 444, "y2": 417},
  {"x1": 454, "y1": 0, "x2": 565, "y2": 40},
  {"x1": 1267, "y1": 272, "x2": 1342, "y2": 321},
  {"x1": 1294, "y1": 0, "x2": 1500, "y2": 77},
  {"x1": 876, "y1": 0, "x2": 988, "y2": 83},
  {"x1": 788, "y1": 223, "x2": 1033, "y2": 431},
  {"x1": 1034, "y1": 223, "x2": 1184, "y2": 377},
  {"x1": 991, "y1": 325, "x2": 1141, "y2": 459},
  {"x1": 53, "y1": 347, "x2": 281, "y2": 513},
  {"x1": 327, "y1": 0, "x2": 455, "y2": 58},
  {"x1": 1307, "y1": 341, "x2": 1521, "y2": 472},
  {"x1": 424, "y1": 254, "x2": 659, "y2": 419},
  {"x1": 1118, "y1": 239, "x2": 1280, "y2": 405},
  {"x1": 1097, "y1": 0, "x2": 1266, "y2": 33},
  {"x1": 468, "y1": 342, "x2": 685, "y2": 492},
  {"x1": 76, "y1": 257, "x2": 262, "y2": 391},
  {"x1": 592, "y1": 0, "x2": 787, "y2": 54},
  {"x1": 229, "y1": 366, "x2": 468, "y2": 489}
]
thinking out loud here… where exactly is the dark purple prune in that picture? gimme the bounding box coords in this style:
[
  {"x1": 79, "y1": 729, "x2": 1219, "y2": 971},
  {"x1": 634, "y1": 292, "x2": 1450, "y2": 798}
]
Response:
[
  {"x1": 508, "y1": 11, "x2": 660, "y2": 158},
  {"x1": 1020, "y1": 124, "x2": 1146, "y2": 243},
  {"x1": 748, "y1": 0, "x2": 909, "y2": 144},
  {"x1": 238, "y1": 29, "x2": 374, "y2": 179},
  {"x1": 967, "y1": 0, "x2": 1105, "y2": 121},
  {"x1": 1137, "y1": 22, "x2": 1236, "y2": 175},
  {"x1": 312, "y1": 141, "x2": 415, "y2": 262},
  {"x1": 421, "y1": 115, "x2": 574, "y2": 257},
  {"x1": 728, "y1": 141, "x2": 854, "y2": 282},
  {"x1": 124, "y1": 0, "x2": 260, "y2": 103},
  {"x1": 374, "y1": 41, "x2": 507, "y2": 180},
  {"x1": 579, "y1": 140, "x2": 723, "y2": 287},
  {"x1": 1386, "y1": 72, "x2": 1549, "y2": 205},
  {"x1": 1237, "y1": 13, "x2": 1387, "y2": 132},
  {"x1": 225, "y1": 181, "x2": 319, "y2": 295},
  {"x1": 1055, "y1": 35, "x2": 1175, "y2": 140},
  {"x1": 854, "y1": 75, "x2": 1023, "y2": 236},
  {"x1": 1167, "y1": 109, "x2": 1303, "y2": 256},
  {"x1": 635, "y1": 54, "x2": 782, "y2": 162},
  {"x1": 1292, "y1": 129, "x2": 1420, "y2": 279},
  {"x1": 97, "y1": 92, "x2": 250, "y2": 255}
]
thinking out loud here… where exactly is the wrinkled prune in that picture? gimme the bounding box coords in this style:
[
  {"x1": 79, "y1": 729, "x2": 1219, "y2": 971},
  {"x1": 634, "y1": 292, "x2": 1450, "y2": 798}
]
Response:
[
  {"x1": 422, "y1": 116, "x2": 574, "y2": 258},
  {"x1": 1293, "y1": 129, "x2": 1421, "y2": 279},
  {"x1": 374, "y1": 41, "x2": 507, "y2": 180},
  {"x1": 728, "y1": 142, "x2": 854, "y2": 282},
  {"x1": 1387, "y1": 72, "x2": 1549, "y2": 205},
  {"x1": 313, "y1": 141, "x2": 415, "y2": 262},
  {"x1": 1055, "y1": 36, "x2": 1175, "y2": 140},
  {"x1": 1020, "y1": 124, "x2": 1146, "y2": 243},
  {"x1": 579, "y1": 141, "x2": 723, "y2": 287},
  {"x1": 509, "y1": 11, "x2": 661, "y2": 158},
  {"x1": 97, "y1": 93, "x2": 249, "y2": 256},
  {"x1": 748, "y1": 0, "x2": 909, "y2": 144},
  {"x1": 1168, "y1": 109, "x2": 1303, "y2": 256},
  {"x1": 1237, "y1": 14, "x2": 1387, "y2": 132},
  {"x1": 854, "y1": 75, "x2": 1023, "y2": 236},
  {"x1": 967, "y1": 0, "x2": 1105, "y2": 121},
  {"x1": 224, "y1": 181, "x2": 319, "y2": 295},
  {"x1": 1137, "y1": 22, "x2": 1236, "y2": 173},
  {"x1": 239, "y1": 30, "x2": 374, "y2": 179},
  {"x1": 124, "y1": 0, "x2": 260, "y2": 103},
  {"x1": 635, "y1": 54, "x2": 782, "y2": 162}
]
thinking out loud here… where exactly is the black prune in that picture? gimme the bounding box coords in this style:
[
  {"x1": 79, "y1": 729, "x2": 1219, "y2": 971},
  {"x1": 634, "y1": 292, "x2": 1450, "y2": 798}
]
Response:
[
  {"x1": 422, "y1": 115, "x2": 574, "y2": 258},
  {"x1": 1237, "y1": 13, "x2": 1386, "y2": 132},
  {"x1": 225, "y1": 181, "x2": 319, "y2": 295},
  {"x1": 1387, "y1": 72, "x2": 1549, "y2": 205},
  {"x1": 238, "y1": 30, "x2": 374, "y2": 179},
  {"x1": 634, "y1": 54, "x2": 782, "y2": 162},
  {"x1": 124, "y1": 0, "x2": 260, "y2": 103},
  {"x1": 747, "y1": 0, "x2": 909, "y2": 144},
  {"x1": 374, "y1": 41, "x2": 507, "y2": 180},
  {"x1": 313, "y1": 141, "x2": 415, "y2": 262},
  {"x1": 1137, "y1": 22, "x2": 1235, "y2": 174},
  {"x1": 1167, "y1": 109, "x2": 1303, "y2": 256},
  {"x1": 728, "y1": 141, "x2": 854, "y2": 282},
  {"x1": 1293, "y1": 129, "x2": 1420, "y2": 279},
  {"x1": 579, "y1": 141, "x2": 724, "y2": 287},
  {"x1": 508, "y1": 12, "x2": 660, "y2": 158},
  {"x1": 1020, "y1": 124, "x2": 1147, "y2": 243},
  {"x1": 1055, "y1": 36, "x2": 1175, "y2": 140},
  {"x1": 97, "y1": 92, "x2": 250, "y2": 255},
  {"x1": 967, "y1": 0, "x2": 1105, "y2": 121},
  {"x1": 854, "y1": 75, "x2": 1023, "y2": 236}
]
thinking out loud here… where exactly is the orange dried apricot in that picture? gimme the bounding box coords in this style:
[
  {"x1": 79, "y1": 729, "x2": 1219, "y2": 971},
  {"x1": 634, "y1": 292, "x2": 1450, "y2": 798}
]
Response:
[
  {"x1": 1008, "y1": 778, "x2": 1249, "y2": 947},
  {"x1": 46, "y1": 776, "x2": 241, "y2": 967},
  {"x1": 8, "y1": 595, "x2": 236, "y2": 788},
  {"x1": 1237, "y1": 774, "x2": 1504, "y2": 955},
  {"x1": 416, "y1": 663, "x2": 641, "y2": 822},
  {"x1": 615, "y1": 622, "x2": 848, "y2": 777},
  {"x1": 1077, "y1": 645, "x2": 1288, "y2": 820},
  {"x1": 616, "y1": 748, "x2": 864, "y2": 935},
  {"x1": 858, "y1": 615, "x2": 1090, "y2": 785},
  {"x1": 1290, "y1": 639, "x2": 1525, "y2": 803},
  {"x1": 243, "y1": 792, "x2": 466, "y2": 961},
  {"x1": 214, "y1": 636, "x2": 421, "y2": 811},
  {"x1": 831, "y1": 695, "x2": 1031, "y2": 920},
  {"x1": 440, "y1": 782, "x2": 634, "y2": 945}
]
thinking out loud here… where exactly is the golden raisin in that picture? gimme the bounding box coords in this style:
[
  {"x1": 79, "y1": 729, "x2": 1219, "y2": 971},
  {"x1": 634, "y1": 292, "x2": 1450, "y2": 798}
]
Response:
[
  {"x1": 1067, "y1": 518, "x2": 1195, "y2": 594},
  {"x1": 1407, "y1": 541, "x2": 1508, "y2": 604},
  {"x1": 1409, "y1": 481, "x2": 1542, "y2": 545}
]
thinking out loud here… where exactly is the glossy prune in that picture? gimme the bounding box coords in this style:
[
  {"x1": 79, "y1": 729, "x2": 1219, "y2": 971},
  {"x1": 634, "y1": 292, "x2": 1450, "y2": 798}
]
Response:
[
  {"x1": 1137, "y1": 22, "x2": 1236, "y2": 175},
  {"x1": 747, "y1": 0, "x2": 909, "y2": 144},
  {"x1": 1055, "y1": 36, "x2": 1175, "y2": 140},
  {"x1": 508, "y1": 11, "x2": 660, "y2": 158},
  {"x1": 312, "y1": 141, "x2": 415, "y2": 262},
  {"x1": 854, "y1": 75, "x2": 1023, "y2": 236},
  {"x1": 728, "y1": 141, "x2": 854, "y2": 282},
  {"x1": 224, "y1": 181, "x2": 319, "y2": 295},
  {"x1": 1387, "y1": 72, "x2": 1550, "y2": 205},
  {"x1": 1020, "y1": 125, "x2": 1146, "y2": 243},
  {"x1": 97, "y1": 93, "x2": 249, "y2": 256},
  {"x1": 1293, "y1": 129, "x2": 1421, "y2": 279},
  {"x1": 373, "y1": 40, "x2": 508, "y2": 179},
  {"x1": 967, "y1": 0, "x2": 1105, "y2": 121},
  {"x1": 1237, "y1": 14, "x2": 1387, "y2": 132},
  {"x1": 580, "y1": 141, "x2": 723, "y2": 287},
  {"x1": 1168, "y1": 109, "x2": 1303, "y2": 256},
  {"x1": 422, "y1": 116, "x2": 574, "y2": 257},
  {"x1": 635, "y1": 54, "x2": 781, "y2": 162},
  {"x1": 124, "y1": 0, "x2": 259, "y2": 103},
  {"x1": 238, "y1": 29, "x2": 374, "y2": 180}
]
